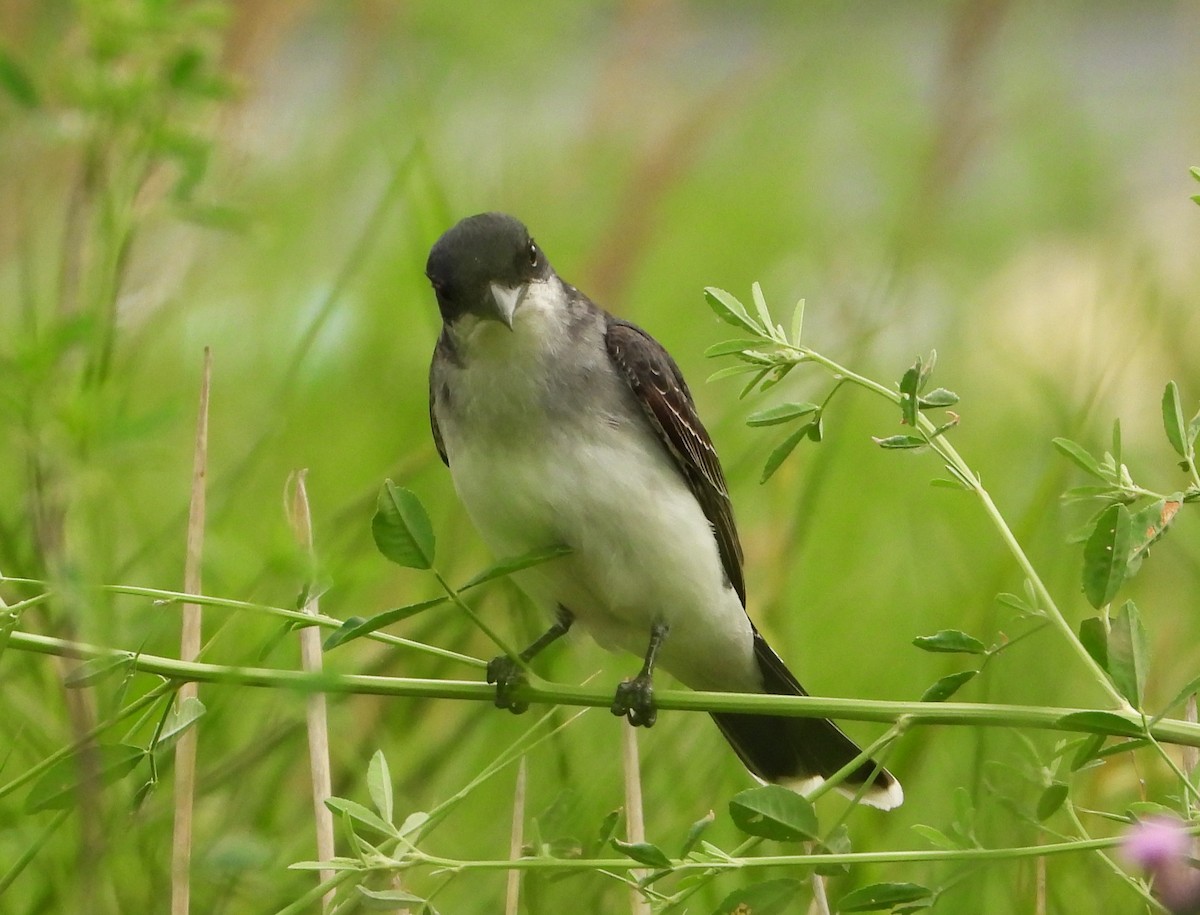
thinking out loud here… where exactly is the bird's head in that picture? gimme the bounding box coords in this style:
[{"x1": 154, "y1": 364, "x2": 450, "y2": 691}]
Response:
[{"x1": 426, "y1": 212, "x2": 552, "y2": 330}]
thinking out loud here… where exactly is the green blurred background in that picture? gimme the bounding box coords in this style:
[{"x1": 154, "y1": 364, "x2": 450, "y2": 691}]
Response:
[{"x1": 2, "y1": 1, "x2": 1199, "y2": 912}]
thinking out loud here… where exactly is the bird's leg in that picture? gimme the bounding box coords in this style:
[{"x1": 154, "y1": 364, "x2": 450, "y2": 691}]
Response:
[
  {"x1": 487, "y1": 606, "x2": 574, "y2": 714},
  {"x1": 612, "y1": 621, "x2": 669, "y2": 728}
]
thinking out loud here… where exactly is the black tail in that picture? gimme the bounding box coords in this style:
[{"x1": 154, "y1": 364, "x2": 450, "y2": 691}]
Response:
[{"x1": 710, "y1": 632, "x2": 902, "y2": 810}]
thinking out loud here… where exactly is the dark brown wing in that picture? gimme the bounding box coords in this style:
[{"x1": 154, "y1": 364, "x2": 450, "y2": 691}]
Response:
[
  {"x1": 605, "y1": 317, "x2": 746, "y2": 605},
  {"x1": 430, "y1": 334, "x2": 450, "y2": 467}
]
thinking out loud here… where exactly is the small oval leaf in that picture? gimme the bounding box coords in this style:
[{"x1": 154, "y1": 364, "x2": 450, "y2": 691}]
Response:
[
  {"x1": 323, "y1": 598, "x2": 447, "y2": 650},
  {"x1": 873, "y1": 434, "x2": 925, "y2": 450},
  {"x1": 746, "y1": 402, "x2": 820, "y2": 427},
  {"x1": 367, "y1": 750, "x2": 394, "y2": 825},
  {"x1": 1163, "y1": 381, "x2": 1189, "y2": 458},
  {"x1": 728, "y1": 785, "x2": 818, "y2": 842},
  {"x1": 839, "y1": 882, "x2": 933, "y2": 912},
  {"x1": 918, "y1": 387, "x2": 959, "y2": 409},
  {"x1": 912, "y1": 630, "x2": 986, "y2": 654},
  {"x1": 1082, "y1": 503, "x2": 1133, "y2": 608},
  {"x1": 1036, "y1": 782, "x2": 1069, "y2": 821},
  {"x1": 1107, "y1": 600, "x2": 1148, "y2": 706},
  {"x1": 1056, "y1": 711, "x2": 1143, "y2": 738},
  {"x1": 611, "y1": 838, "x2": 672, "y2": 869},
  {"x1": 704, "y1": 287, "x2": 763, "y2": 335},
  {"x1": 372, "y1": 480, "x2": 435, "y2": 569},
  {"x1": 1052, "y1": 438, "x2": 1106, "y2": 480},
  {"x1": 760, "y1": 423, "x2": 812, "y2": 484},
  {"x1": 64, "y1": 653, "x2": 135, "y2": 688},
  {"x1": 920, "y1": 670, "x2": 977, "y2": 702}
]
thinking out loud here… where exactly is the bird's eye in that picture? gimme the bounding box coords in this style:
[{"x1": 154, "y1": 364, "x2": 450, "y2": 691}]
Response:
[{"x1": 528, "y1": 241, "x2": 539, "y2": 268}]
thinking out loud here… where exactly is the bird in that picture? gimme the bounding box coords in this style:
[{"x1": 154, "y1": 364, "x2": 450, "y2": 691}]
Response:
[{"x1": 425, "y1": 212, "x2": 902, "y2": 810}]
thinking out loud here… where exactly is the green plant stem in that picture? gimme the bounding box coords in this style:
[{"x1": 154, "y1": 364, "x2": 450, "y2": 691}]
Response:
[
  {"x1": 8, "y1": 630, "x2": 1200, "y2": 747},
  {"x1": 0, "y1": 578, "x2": 486, "y2": 670},
  {"x1": 795, "y1": 345, "x2": 1131, "y2": 711},
  {"x1": 389, "y1": 822, "x2": 1200, "y2": 873},
  {"x1": 1065, "y1": 801, "x2": 1165, "y2": 912}
]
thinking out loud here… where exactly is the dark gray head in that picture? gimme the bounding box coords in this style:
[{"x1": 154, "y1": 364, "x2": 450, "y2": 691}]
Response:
[{"x1": 426, "y1": 212, "x2": 553, "y2": 328}]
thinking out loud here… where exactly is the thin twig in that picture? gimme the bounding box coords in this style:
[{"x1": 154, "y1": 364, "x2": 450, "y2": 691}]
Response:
[
  {"x1": 622, "y1": 722, "x2": 651, "y2": 915},
  {"x1": 171, "y1": 347, "x2": 210, "y2": 915},
  {"x1": 285, "y1": 470, "x2": 335, "y2": 910},
  {"x1": 505, "y1": 757, "x2": 527, "y2": 915}
]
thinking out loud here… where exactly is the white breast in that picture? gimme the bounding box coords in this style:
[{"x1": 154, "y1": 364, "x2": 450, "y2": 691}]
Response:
[{"x1": 435, "y1": 286, "x2": 759, "y2": 692}]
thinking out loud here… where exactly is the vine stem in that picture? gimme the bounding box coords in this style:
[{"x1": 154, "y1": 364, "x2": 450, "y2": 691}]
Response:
[
  {"x1": 795, "y1": 345, "x2": 1131, "y2": 712},
  {"x1": 383, "y1": 822, "x2": 1200, "y2": 872},
  {"x1": 7, "y1": 630, "x2": 1200, "y2": 746}
]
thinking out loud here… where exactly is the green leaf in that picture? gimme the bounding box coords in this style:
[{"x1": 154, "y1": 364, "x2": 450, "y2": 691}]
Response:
[
  {"x1": 63, "y1": 652, "x2": 136, "y2": 688},
  {"x1": 918, "y1": 350, "x2": 937, "y2": 390},
  {"x1": 1078, "y1": 617, "x2": 1108, "y2": 670},
  {"x1": 728, "y1": 785, "x2": 818, "y2": 842},
  {"x1": 806, "y1": 415, "x2": 824, "y2": 442},
  {"x1": 918, "y1": 388, "x2": 959, "y2": 409},
  {"x1": 356, "y1": 886, "x2": 427, "y2": 908},
  {"x1": 611, "y1": 839, "x2": 672, "y2": 869},
  {"x1": 1070, "y1": 732, "x2": 1107, "y2": 771},
  {"x1": 789, "y1": 298, "x2": 806, "y2": 345},
  {"x1": 1056, "y1": 711, "x2": 1143, "y2": 738},
  {"x1": 738, "y1": 365, "x2": 773, "y2": 400},
  {"x1": 760, "y1": 422, "x2": 812, "y2": 484},
  {"x1": 459, "y1": 544, "x2": 572, "y2": 590},
  {"x1": 703, "y1": 338, "x2": 764, "y2": 358},
  {"x1": 1052, "y1": 438, "x2": 1107, "y2": 480},
  {"x1": 920, "y1": 670, "x2": 977, "y2": 702},
  {"x1": 1036, "y1": 782, "x2": 1069, "y2": 821},
  {"x1": 707, "y1": 363, "x2": 763, "y2": 384},
  {"x1": 372, "y1": 480, "x2": 435, "y2": 569},
  {"x1": 911, "y1": 824, "x2": 959, "y2": 850},
  {"x1": 712, "y1": 879, "x2": 803, "y2": 915},
  {"x1": 1127, "y1": 497, "x2": 1182, "y2": 575},
  {"x1": 873, "y1": 434, "x2": 925, "y2": 450},
  {"x1": 323, "y1": 597, "x2": 447, "y2": 650},
  {"x1": 898, "y1": 362, "x2": 921, "y2": 427},
  {"x1": 1082, "y1": 503, "x2": 1133, "y2": 608},
  {"x1": 750, "y1": 282, "x2": 775, "y2": 338},
  {"x1": 367, "y1": 750, "x2": 393, "y2": 825},
  {"x1": 839, "y1": 882, "x2": 933, "y2": 912},
  {"x1": 704, "y1": 287, "x2": 763, "y2": 335},
  {"x1": 746, "y1": 402, "x2": 820, "y2": 427},
  {"x1": 1108, "y1": 600, "x2": 1148, "y2": 706},
  {"x1": 591, "y1": 809, "x2": 621, "y2": 856},
  {"x1": 679, "y1": 809, "x2": 715, "y2": 857},
  {"x1": 325, "y1": 797, "x2": 398, "y2": 837},
  {"x1": 156, "y1": 696, "x2": 206, "y2": 751},
  {"x1": 1162, "y1": 381, "x2": 1190, "y2": 458},
  {"x1": 25, "y1": 744, "x2": 146, "y2": 812},
  {"x1": 814, "y1": 824, "x2": 851, "y2": 876},
  {"x1": 399, "y1": 810, "x2": 430, "y2": 837},
  {"x1": 911, "y1": 630, "x2": 986, "y2": 654}
]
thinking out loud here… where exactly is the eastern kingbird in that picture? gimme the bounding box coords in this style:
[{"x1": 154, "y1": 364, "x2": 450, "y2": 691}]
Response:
[{"x1": 426, "y1": 212, "x2": 902, "y2": 810}]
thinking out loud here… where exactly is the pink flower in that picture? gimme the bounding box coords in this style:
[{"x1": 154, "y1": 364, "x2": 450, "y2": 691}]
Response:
[
  {"x1": 1123, "y1": 817, "x2": 1193, "y2": 869},
  {"x1": 1122, "y1": 816, "x2": 1200, "y2": 915}
]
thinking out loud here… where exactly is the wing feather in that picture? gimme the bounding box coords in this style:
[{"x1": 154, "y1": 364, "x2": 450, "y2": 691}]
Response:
[{"x1": 604, "y1": 317, "x2": 746, "y2": 605}]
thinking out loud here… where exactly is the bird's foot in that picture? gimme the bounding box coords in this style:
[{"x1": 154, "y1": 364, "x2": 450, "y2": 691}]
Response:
[
  {"x1": 611, "y1": 674, "x2": 657, "y2": 727},
  {"x1": 486, "y1": 655, "x2": 530, "y2": 714}
]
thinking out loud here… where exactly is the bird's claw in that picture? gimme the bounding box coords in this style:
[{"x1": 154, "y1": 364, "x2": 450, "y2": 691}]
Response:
[
  {"x1": 486, "y1": 655, "x2": 530, "y2": 714},
  {"x1": 611, "y1": 674, "x2": 657, "y2": 727}
]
